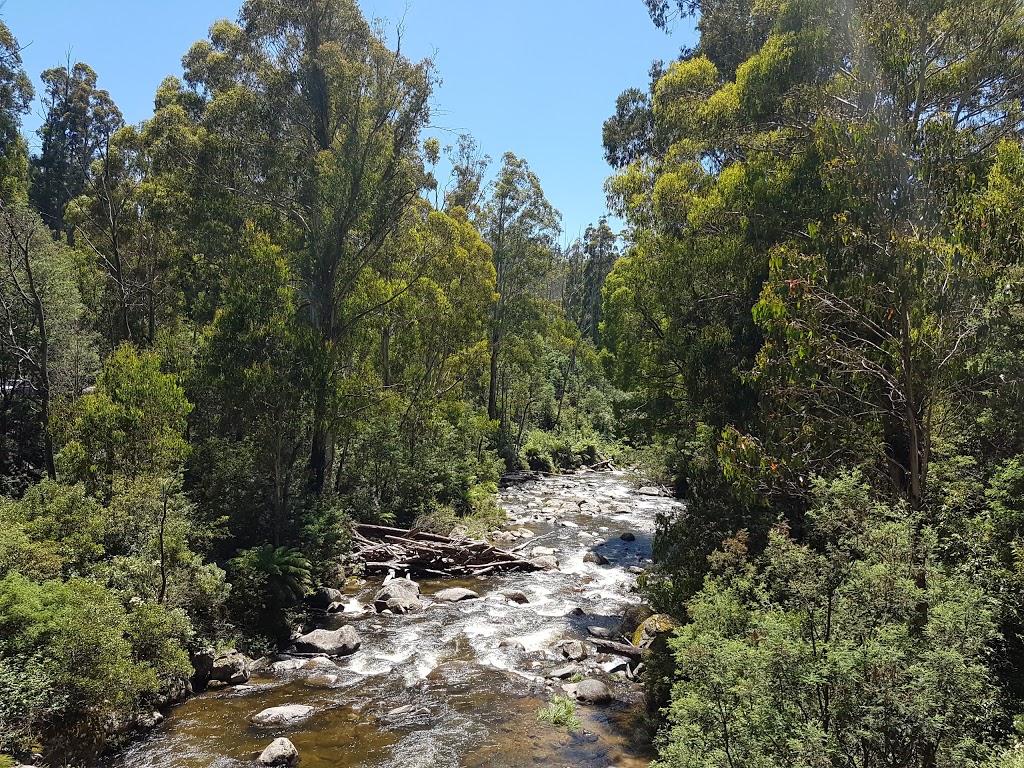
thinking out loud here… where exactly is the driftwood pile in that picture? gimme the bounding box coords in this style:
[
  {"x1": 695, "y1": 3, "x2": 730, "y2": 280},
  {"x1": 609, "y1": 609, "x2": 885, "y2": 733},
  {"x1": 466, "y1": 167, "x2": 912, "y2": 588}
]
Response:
[{"x1": 351, "y1": 523, "x2": 542, "y2": 578}]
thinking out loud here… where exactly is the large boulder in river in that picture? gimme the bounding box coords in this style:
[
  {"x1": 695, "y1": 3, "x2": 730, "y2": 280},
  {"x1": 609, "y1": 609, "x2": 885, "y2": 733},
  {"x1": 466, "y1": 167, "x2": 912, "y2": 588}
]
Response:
[
  {"x1": 210, "y1": 649, "x2": 250, "y2": 685},
  {"x1": 564, "y1": 678, "x2": 612, "y2": 704},
  {"x1": 293, "y1": 626, "x2": 361, "y2": 656},
  {"x1": 258, "y1": 737, "x2": 299, "y2": 765},
  {"x1": 306, "y1": 586, "x2": 343, "y2": 610},
  {"x1": 189, "y1": 646, "x2": 215, "y2": 685},
  {"x1": 252, "y1": 705, "x2": 314, "y2": 727},
  {"x1": 531, "y1": 555, "x2": 560, "y2": 571},
  {"x1": 433, "y1": 587, "x2": 480, "y2": 603},
  {"x1": 374, "y1": 578, "x2": 423, "y2": 613},
  {"x1": 632, "y1": 614, "x2": 681, "y2": 648}
]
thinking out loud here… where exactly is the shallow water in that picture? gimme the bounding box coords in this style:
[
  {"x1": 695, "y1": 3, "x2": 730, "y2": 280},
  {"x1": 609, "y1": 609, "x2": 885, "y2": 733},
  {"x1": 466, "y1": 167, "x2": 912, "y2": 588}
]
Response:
[{"x1": 111, "y1": 470, "x2": 681, "y2": 768}]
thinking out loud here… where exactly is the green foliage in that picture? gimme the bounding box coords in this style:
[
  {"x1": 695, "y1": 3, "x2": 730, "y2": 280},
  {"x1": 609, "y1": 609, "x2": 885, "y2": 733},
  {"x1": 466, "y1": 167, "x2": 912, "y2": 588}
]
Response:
[
  {"x1": 55, "y1": 343, "x2": 191, "y2": 494},
  {"x1": 227, "y1": 545, "x2": 311, "y2": 640},
  {"x1": 0, "y1": 573, "x2": 192, "y2": 764},
  {"x1": 537, "y1": 695, "x2": 582, "y2": 730},
  {"x1": 656, "y1": 474, "x2": 998, "y2": 768}
]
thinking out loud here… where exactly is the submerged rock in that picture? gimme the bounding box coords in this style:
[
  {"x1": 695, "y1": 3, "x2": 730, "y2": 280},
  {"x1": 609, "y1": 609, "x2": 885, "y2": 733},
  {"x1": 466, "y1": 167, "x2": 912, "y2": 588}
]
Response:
[
  {"x1": 531, "y1": 555, "x2": 560, "y2": 570},
  {"x1": 433, "y1": 587, "x2": 480, "y2": 602},
  {"x1": 258, "y1": 737, "x2": 299, "y2": 765},
  {"x1": 252, "y1": 705, "x2": 314, "y2": 727},
  {"x1": 636, "y1": 486, "x2": 666, "y2": 496},
  {"x1": 619, "y1": 531, "x2": 636, "y2": 542},
  {"x1": 293, "y1": 626, "x2": 361, "y2": 656}
]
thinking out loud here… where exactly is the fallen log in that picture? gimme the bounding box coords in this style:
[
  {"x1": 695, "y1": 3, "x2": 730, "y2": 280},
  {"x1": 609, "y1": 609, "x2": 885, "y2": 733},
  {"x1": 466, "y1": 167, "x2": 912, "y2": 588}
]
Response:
[
  {"x1": 352, "y1": 523, "x2": 540, "y2": 577},
  {"x1": 590, "y1": 639, "x2": 645, "y2": 661}
]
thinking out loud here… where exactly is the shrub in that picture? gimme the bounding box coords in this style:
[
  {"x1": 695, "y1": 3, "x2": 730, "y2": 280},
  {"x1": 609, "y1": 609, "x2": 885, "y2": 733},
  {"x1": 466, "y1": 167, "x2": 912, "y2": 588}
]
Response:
[{"x1": 537, "y1": 695, "x2": 582, "y2": 730}]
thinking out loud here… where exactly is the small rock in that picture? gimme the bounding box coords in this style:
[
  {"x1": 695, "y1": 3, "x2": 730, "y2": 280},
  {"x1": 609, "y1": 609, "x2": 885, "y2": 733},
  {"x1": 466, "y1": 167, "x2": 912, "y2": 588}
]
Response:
[
  {"x1": 252, "y1": 705, "x2": 314, "y2": 727},
  {"x1": 270, "y1": 659, "x2": 305, "y2": 673},
  {"x1": 587, "y1": 626, "x2": 615, "y2": 639},
  {"x1": 532, "y1": 555, "x2": 560, "y2": 571},
  {"x1": 502, "y1": 590, "x2": 530, "y2": 604},
  {"x1": 548, "y1": 664, "x2": 577, "y2": 679},
  {"x1": 499, "y1": 638, "x2": 527, "y2": 651},
  {"x1": 583, "y1": 551, "x2": 609, "y2": 565},
  {"x1": 564, "y1": 678, "x2": 612, "y2": 705},
  {"x1": 531, "y1": 546, "x2": 557, "y2": 557},
  {"x1": 601, "y1": 659, "x2": 631, "y2": 675},
  {"x1": 559, "y1": 520, "x2": 579, "y2": 528},
  {"x1": 627, "y1": 566, "x2": 645, "y2": 575},
  {"x1": 433, "y1": 587, "x2": 480, "y2": 602},
  {"x1": 620, "y1": 532, "x2": 636, "y2": 542},
  {"x1": 258, "y1": 737, "x2": 299, "y2": 765}
]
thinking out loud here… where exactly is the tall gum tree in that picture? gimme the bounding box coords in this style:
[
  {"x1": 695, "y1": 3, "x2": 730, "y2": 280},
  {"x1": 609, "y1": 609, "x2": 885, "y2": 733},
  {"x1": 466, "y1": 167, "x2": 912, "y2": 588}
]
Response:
[{"x1": 150, "y1": 0, "x2": 435, "y2": 494}]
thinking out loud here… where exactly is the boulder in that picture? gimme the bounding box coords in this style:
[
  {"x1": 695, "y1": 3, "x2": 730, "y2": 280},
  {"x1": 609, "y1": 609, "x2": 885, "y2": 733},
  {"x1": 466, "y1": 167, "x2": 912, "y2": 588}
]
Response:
[
  {"x1": 586, "y1": 625, "x2": 615, "y2": 639},
  {"x1": 271, "y1": 659, "x2": 305, "y2": 673},
  {"x1": 583, "y1": 551, "x2": 609, "y2": 566},
  {"x1": 252, "y1": 705, "x2": 314, "y2": 727},
  {"x1": 557, "y1": 640, "x2": 589, "y2": 661},
  {"x1": 374, "y1": 578, "x2": 420, "y2": 611},
  {"x1": 258, "y1": 737, "x2": 299, "y2": 765},
  {"x1": 154, "y1": 677, "x2": 191, "y2": 708},
  {"x1": 620, "y1": 604, "x2": 654, "y2": 636},
  {"x1": 531, "y1": 555, "x2": 560, "y2": 571},
  {"x1": 531, "y1": 546, "x2": 557, "y2": 557},
  {"x1": 502, "y1": 590, "x2": 530, "y2": 604},
  {"x1": 564, "y1": 678, "x2": 612, "y2": 705},
  {"x1": 306, "y1": 586, "x2": 343, "y2": 610},
  {"x1": 381, "y1": 594, "x2": 423, "y2": 614},
  {"x1": 189, "y1": 646, "x2": 215, "y2": 685},
  {"x1": 433, "y1": 587, "x2": 480, "y2": 603},
  {"x1": 619, "y1": 532, "x2": 636, "y2": 542},
  {"x1": 210, "y1": 650, "x2": 250, "y2": 685},
  {"x1": 293, "y1": 626, "x2": 362, "y2": 656},
  {"x1": 632, "y1": 614, "x2": 681, "y2": 648}
]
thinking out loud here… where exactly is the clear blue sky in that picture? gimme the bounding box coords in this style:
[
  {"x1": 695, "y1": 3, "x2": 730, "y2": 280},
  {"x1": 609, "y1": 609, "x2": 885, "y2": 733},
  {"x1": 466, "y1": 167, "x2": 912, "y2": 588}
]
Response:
[{"x1": 3, "y1": 0, "x2": 695, "y2": 241}]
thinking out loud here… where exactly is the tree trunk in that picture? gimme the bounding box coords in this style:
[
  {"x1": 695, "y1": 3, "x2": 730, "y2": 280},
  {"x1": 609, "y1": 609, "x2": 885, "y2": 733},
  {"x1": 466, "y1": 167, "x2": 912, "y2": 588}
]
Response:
[{"x1": 487, "y1": 334, "x2": 500, "y2": 422}]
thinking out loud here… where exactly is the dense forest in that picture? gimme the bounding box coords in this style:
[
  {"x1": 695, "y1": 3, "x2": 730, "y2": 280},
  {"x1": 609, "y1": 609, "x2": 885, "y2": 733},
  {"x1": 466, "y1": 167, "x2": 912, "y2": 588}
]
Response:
[
  {"x1": 0, "y1": 2, "x2": 622, "y2": 763},
  {"x1": 2, "y1": 0, "x2": 1024, "y2": 766}
]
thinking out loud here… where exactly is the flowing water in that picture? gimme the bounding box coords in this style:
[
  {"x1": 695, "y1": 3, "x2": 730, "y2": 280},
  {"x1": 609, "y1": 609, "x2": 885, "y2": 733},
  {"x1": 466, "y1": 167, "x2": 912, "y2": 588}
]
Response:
[{"x1": 111, "y1": 470, "x2": 681, "y2": 768}]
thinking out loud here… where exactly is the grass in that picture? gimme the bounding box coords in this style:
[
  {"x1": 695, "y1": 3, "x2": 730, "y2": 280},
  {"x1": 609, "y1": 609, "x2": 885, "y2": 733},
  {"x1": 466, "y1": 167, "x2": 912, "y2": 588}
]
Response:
[{"x1": 537, "y1": 695, "x2": 582, "y2": 730}]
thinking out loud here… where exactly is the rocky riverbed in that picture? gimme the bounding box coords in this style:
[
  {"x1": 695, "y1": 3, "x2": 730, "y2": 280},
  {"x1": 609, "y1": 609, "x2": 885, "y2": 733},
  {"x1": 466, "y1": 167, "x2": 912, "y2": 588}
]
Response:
[{"x1": 109, "y1": 470, "x2": 682, "y2": 768}]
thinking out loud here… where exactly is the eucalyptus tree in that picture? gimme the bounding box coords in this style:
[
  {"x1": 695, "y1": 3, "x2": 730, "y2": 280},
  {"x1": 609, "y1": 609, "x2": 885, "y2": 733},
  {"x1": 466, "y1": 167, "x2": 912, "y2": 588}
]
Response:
[
  {"x1": 29, "y1": 62, "x2": 123, "y2": 243},
  {"x1": 0, "y1": 19, "x2": 32, "y2": 200},
  {"x1": 151, "y1": 0, "x2": 436, "y2": 494},
  {"x1": 479, "y1": 152, "x2": 560, "y2": 426}
]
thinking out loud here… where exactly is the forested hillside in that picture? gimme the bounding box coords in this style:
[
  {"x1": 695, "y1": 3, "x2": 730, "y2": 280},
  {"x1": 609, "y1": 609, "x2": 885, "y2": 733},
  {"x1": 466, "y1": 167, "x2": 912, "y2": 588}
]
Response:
[
  {"x1": 0, "y1": 3, "x2": 620, "y2": 763},
  {"x1": 605, "y1": 0, "x2": 1024, "y2": 765}
]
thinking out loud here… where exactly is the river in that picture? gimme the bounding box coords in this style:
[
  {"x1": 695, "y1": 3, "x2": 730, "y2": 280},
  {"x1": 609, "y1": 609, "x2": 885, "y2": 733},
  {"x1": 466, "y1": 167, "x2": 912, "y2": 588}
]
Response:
[{"x1": 110, "y1": 469, "x2": 680, "y2": 768}]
